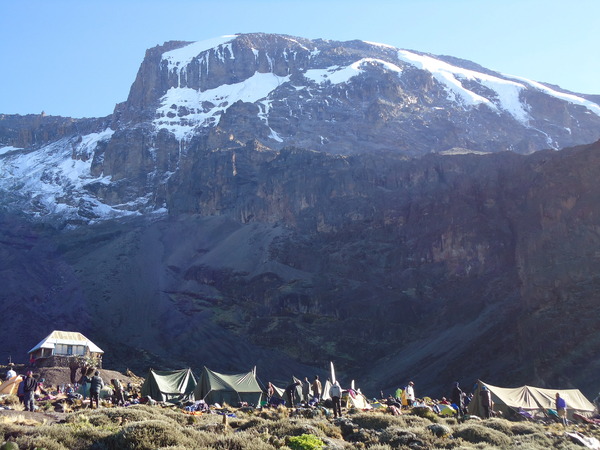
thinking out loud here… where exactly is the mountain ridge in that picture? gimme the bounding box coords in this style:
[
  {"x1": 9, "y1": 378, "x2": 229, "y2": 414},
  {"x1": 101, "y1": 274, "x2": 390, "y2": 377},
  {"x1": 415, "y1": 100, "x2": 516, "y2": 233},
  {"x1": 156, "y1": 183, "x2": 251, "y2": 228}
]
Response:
[{"x1": 1, "y1": 33, "x2": 600, "y2": 397}]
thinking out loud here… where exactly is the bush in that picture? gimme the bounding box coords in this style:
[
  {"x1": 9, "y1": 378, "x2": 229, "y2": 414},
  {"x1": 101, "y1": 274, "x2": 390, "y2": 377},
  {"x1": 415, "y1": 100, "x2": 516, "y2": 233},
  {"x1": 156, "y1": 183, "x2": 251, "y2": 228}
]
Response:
[
  {"x1": 267, "y1": 419, "x2": 325, "y2": 439},
  {"x1": 206, "y1": 432, "x2": 277, "y2": 450},
  {"x1": 379, "y1": 427, "x2": 422, "y2": 448},
  {"x1": 287, "y1": 434, "x2": 325, "y2": 450},
  {"x1": 111, "y1": 420, "x2": 197, "y2": 449},
  {"x1": 482, "y1": 418, "x2": 513, "y2": 436},
  {"x1": 427, "y1": 423, "x2": 452, "y2": 437},
  {"x1": 453, "y1": 423, "x2": 512, "y2": 447},
  {"x1": 510, "y1": 422, "x2": 545, "y2": 435},
  {"x1": 347, "y1": 412, "x2": 404, "y2": 430},
  {"x1": 410, "y1": 406, "x2": 439, "y2": 422}
]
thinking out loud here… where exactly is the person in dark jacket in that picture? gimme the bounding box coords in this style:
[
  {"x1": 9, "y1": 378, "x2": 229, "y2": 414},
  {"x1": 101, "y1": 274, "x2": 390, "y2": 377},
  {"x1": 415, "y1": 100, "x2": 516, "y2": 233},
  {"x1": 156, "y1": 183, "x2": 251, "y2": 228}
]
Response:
[
  {"x1": 90, "y1": 371, "x2": 104, "y2": 409},
  {"x1": 22, "y1": 371, "x2": 38, "y2": 412},
  {"x1": 451, "y1": 382, "x2": 464, "y2": 416},
  {"x1": 302, "y1": 377, "x2": 311, "y2": 403},
  {"x1": 479, "y1": 385, "x2": 492, "y2": 418},
  {"x1": 285, "y1": 381, "x2": 301, "y2": 408}
]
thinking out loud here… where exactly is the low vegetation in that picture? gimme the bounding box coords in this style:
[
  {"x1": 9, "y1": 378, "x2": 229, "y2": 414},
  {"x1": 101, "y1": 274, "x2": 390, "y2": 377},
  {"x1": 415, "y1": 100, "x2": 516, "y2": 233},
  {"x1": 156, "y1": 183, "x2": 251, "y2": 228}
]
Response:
[{"x1": 1, "y1": 403, "x2": 598, "y2": 450}]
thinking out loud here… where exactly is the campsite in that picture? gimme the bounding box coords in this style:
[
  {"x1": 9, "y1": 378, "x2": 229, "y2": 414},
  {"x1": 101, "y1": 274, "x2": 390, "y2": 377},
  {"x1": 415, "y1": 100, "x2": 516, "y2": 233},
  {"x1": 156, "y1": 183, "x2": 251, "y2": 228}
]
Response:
[{"x1": 1, "y1": 362, "x2": 600, "y2": 450}]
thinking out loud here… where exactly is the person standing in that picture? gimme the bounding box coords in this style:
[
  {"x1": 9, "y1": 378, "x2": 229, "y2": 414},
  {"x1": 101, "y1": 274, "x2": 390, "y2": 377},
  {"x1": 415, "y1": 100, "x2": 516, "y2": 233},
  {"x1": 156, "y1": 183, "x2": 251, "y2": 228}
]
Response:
[
  {"x1": 285, "y1": 381, "x2": 301, "y2": 408},
  {"x1": 5, "y1": 363, "x2": 16, "y2": 380},
  {"x1": 302, "y1": 377, "x2": 311, "y2": 403},
  {"x1": 451, "y1": 382, "x2": 464, "y2": 416},
  {"x1": 111, "y1": 379, "x2": 125, "y2": 406},
  {"x1": 479, "y1": 385, "x2": 492, "y2": 418},
  {"x1": 555, "y1": 393, "x2": 567, "y2": 426},
  {"x1": 405, "y1": 381, "x2": 415, "y2": 407},
  {"x1": 22, "y1": 371, "x2": 38, "y2": 412},
  {"x1": 266, "y1": 382, "x2": 275, "y2": 404},
  {"x1": 312, "y1": 375, "x2": 322, "y2": 401},
  {"x1": 329, "y1": 380, "x2": 343, "y2": 418},
  {"x1": 90, "y1": 371, "x2": 104, "y2": 409}
]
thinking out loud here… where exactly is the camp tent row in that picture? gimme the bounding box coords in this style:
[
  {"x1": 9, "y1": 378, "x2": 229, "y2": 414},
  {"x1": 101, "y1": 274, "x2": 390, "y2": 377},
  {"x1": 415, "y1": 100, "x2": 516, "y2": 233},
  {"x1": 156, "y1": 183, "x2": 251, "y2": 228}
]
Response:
[
  {"x1": 140, "y1": 367, "x2": 262, "y2": 406},
  {"x1": 468, "y1": 380, "x2": 596, "y2": 420}
]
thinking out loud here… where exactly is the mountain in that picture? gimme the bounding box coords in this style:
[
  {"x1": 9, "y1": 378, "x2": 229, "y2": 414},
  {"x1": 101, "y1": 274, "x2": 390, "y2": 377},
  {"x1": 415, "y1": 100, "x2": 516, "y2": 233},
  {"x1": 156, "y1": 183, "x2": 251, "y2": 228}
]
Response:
[{"x1": 1, "y1": 33, "x2": 600, "y2": 397}]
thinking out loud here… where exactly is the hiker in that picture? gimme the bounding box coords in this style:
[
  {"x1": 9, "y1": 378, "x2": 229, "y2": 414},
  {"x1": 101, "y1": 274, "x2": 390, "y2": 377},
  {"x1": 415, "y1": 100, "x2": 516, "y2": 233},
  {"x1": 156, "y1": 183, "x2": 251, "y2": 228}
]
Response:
[
  {"x1": 312, "y1": 375, "x2": 322, "y2": 401},
  {"x1": 285, "y1": 381, "x2": 301, "y2": 408},
  {"x1": 329, "y1": 380, "x2": 343, "y2": 418},
  {"x1": 90, "y1": 370, "x2": 104, "y2": 409},
  {"x1": 111, "y1": 379, "x2": 125, "y2": 406},
  {"x1": 5, "y1": 363, "x2": 16, "y2": 380},
  {"x1": 266, "y1": 381, "x2": 275, "y2": 404},
  {"x1": 302, "y1": 377, "x2": 311, "y2": 403},
  {"x1": 79, "y1": 372, "x2": 91, "y2": 402},
  {"x1": 451, "y1": 382, "x2": 464, "y2": 415},
  {"x1": 479, "y1": 385, "x2": 492, "y2": 418},
  {"x1": 22, "y1": 371, "x2": 38, "y2": 412},
  {"x1": 555, "y1": 393, "x2": 567, "y2": 426},
  {"x1": 405, "y1": 381, "x2": 415, "y2": 407}
]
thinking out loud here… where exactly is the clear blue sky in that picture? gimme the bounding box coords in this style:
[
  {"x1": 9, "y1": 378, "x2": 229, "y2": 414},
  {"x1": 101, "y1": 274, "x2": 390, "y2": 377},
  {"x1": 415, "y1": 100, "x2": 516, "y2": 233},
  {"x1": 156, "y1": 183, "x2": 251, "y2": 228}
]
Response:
[{"x1": 2, "y1": 0, "x2": 598, "y2": 118}]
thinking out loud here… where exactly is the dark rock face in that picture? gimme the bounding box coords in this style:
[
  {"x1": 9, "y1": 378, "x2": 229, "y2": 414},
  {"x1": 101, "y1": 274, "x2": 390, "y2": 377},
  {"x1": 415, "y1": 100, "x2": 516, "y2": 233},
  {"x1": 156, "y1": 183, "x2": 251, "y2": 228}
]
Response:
[
  {"x1": 2, "y1": 33, "x2": 600, "y2": 397},
  {"x1": 2, "y1": 140, "x2": 600, "y2": 397}
]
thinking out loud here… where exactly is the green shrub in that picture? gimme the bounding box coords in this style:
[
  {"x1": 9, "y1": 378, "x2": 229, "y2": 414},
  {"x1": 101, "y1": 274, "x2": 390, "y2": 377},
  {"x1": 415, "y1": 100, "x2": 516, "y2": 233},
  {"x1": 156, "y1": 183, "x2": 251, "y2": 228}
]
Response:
[
  {"x1": 453, "y1": 423, "x2": 511, "y2": 447},
  {"x1": 287, "y1": 434, "x2": 325, "y2": 450},
  {"x1": 427, "y1": 423, "x2": 452, "y2": 437},
  {"x1": 14, "y1": 434, "x2": 68, "y2": 450},
  {"x1": 410, "y1": 406, "x2": 439, "y2": 422},
  {"x1": 0, "y1": 442, "x2": 19, "y2": 450},
  {"x1": 510, "y1": 422, "x2": 545, "y2": 435},
  {"x1": 205, "y1": 431, "x2": 277, "y2": 450},
  {"x1": 482, "y1": 418, "x2": 513, "y2": 436},
  {"x1": 379, "y1": 427, "x2": 422, "y2": 448},
  {"x1": 267, "y1": 419, "x2": 325, "y2": 439},
  {"x1": 512, "y1": 432, "x2": 553, "y2": 448},
  {"x1": 347, "y1": 412, "x2": 404, "y2": 430},
  {"x1": 112, "y1": 420, "x2": 197, "y2": 449}
]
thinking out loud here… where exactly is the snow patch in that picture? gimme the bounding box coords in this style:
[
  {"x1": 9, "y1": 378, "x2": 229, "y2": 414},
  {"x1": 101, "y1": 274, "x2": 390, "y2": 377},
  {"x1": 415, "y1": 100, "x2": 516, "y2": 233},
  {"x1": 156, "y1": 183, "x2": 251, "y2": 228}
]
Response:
[
  {"x1": 162, "y1": 35, "x2": 237, "y2": 70},
  {"x1": 503, "y1": 74, "x2": 600, "y2": 117},
  {"x1": 0, "y1": 128, "x2": 147, "y2": 221},
  {"x1": 305, "y1": 58, "x2": 402, "y2": 85},
  {"x1": 398, "y1": 50, "x2": 530, "y2": 123},
  {"x1": 154, "y1": 72, "x2": 290, "y2": 140},
  {"x1": 439, "y1": 148, "x2": 491, "y2": 156},
  {"x1": 364, "y1": 40, "x2": 397, "y2": 50},
  {"x1": 0, "y1": 146, "x2": 23, "y2": 156}
]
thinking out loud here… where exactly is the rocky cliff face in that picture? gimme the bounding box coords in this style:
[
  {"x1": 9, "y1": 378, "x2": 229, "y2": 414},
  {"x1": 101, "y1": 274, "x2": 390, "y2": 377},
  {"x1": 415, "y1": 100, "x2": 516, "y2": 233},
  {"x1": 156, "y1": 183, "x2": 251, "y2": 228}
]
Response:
[{"x1": 1, "y1": 33, "x2": 600, "y2": 397}]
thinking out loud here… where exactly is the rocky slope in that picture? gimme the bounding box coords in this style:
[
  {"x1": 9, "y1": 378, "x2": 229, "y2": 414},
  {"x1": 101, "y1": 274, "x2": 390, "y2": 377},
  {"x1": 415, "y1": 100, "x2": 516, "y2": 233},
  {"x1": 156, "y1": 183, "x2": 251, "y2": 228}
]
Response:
[
  {"x1": 2, "y1": 140, "x2": 600, "y2": 397},
  {"x1": 1, "y1": 33, "x2": 600, "y2": 397}
]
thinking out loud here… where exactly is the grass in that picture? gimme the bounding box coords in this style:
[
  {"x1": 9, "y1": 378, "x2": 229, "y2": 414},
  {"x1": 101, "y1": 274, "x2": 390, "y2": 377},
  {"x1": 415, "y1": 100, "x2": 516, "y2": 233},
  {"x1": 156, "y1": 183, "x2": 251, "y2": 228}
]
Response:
[{"x1": 0, "y1": 404, "x2": 598, "y2": 449}]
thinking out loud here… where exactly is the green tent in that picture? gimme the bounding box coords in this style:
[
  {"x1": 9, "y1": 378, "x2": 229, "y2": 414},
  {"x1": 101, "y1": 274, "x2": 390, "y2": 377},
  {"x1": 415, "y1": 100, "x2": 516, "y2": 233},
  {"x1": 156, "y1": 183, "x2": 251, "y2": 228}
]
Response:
[
  {"x1": 140, "y1": 368, "x2": 197, "y2": 404},
  {"x1": 194, "y1": 367, "x2": 263, "y2": 406}
]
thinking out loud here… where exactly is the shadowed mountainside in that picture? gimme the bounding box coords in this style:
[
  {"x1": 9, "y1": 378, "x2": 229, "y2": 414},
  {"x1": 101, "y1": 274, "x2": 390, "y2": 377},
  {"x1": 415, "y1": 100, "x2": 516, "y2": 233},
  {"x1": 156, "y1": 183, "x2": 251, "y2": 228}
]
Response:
[{"x1": 2, "y1": 140, "x2": 600, "y2": 397}]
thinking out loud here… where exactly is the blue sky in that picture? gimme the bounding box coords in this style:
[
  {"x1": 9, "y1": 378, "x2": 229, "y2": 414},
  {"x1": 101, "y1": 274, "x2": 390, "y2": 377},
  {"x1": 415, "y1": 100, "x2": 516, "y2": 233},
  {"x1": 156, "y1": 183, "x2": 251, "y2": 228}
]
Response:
[{"x1": 1, "y1": 0, "x2": 598, "y2": 118}]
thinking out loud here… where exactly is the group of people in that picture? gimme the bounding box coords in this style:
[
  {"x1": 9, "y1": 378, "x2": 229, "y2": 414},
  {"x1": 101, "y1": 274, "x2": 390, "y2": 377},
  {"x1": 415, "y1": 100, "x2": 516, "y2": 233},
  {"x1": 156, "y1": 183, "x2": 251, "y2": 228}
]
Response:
[
  {"x1": 268, "y1": 375, "x2": 344, "y2": 418},
  {"x1": 3, "y1": 364, "x2": 129, "y2": 411}
]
